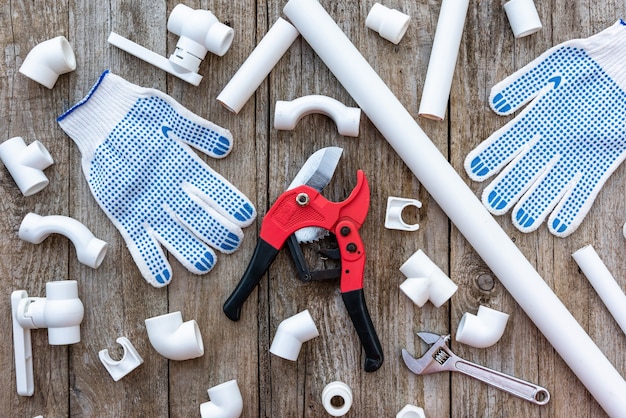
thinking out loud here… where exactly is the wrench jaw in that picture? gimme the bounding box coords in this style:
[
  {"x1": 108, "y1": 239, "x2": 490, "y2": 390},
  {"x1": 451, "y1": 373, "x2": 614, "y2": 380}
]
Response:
[{"x1": 401, "y1": 333, "x2": 454, "y2": 375}]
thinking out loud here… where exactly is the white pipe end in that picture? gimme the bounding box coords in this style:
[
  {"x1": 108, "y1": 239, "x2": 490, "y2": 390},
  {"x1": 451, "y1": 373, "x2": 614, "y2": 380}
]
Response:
[
  {"x1": 396, "y1": 404, "x2": 426, "y2": 418},
  {"x1": 0, "y1": 137, "x2": 53, "y2": 196},
  {"x1": 322, "y1": 381, "x2": 353, "y2": 417},
  {"x1": 456, "y1": 305, "x2": 509, "y2": 348},
  {"x1": 200, "y1": 380, "x2": 243, "y2": 418},
  {"x1": 270, "y1": 310, "x2": 319, "y2": 361},
  {"x1": 504, "y1": 0, "x2": 542, "y2": 38},
  {"x1": 19, "y1": 36, "x2": 76, "y2": 89},
  {"x1": 145, "y1": 311, "x2": 204, "y2": 361},
  {"x1": 366, "y1": 3, "x2": 411, "y2": 44}
]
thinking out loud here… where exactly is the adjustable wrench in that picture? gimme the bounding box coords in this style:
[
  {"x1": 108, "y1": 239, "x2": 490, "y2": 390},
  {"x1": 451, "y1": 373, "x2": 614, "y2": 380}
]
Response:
[{"x1": 402, "y1": 332, "x2": 550, "y2": 405}]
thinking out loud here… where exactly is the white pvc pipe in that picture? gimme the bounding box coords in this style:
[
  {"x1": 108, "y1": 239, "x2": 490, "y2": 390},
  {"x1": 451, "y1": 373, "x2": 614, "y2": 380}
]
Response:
[
  {"x1": 200, "y1": 380, "x2": 243, "y2": 418},
  {"x1": 274, "y1": 95, "x2": 361, "y2": 137},
  {"x1": 18, "y1": 213, "x2": 108, "y2": 269},
  {"x1": 144, "y1": 311, "x2": 204, "y2": 361},
  {"x1": 19, "y1": 36, "x2": 76, "y2": 89},
  {"x1": 282, "y1": 1, "x2": 626, "y2": 415},
  {"x1": 217, "y1": 18, "x2": 299, "y2": 114},
  {"x1": 572, "y1": 245, "x2": 626, "y2": 337},
  {"x1": 399, "y1": 249, "x2": 458, "y2": 307},
  {"x1": 269, "y1": 310, "x2": 319, "y2": 361},
  {"x1": 0, "y1": 137, "x2": 53, "y2": 196},
  {"x1": 321, "y1": 381, "x2": 353, "y2": 417},
  {"x1": 455, "y1": 305, "x2": 510, "y2": 348},
  {"x1": 417, "y1": 0, "x2": 470, "y2": 121}
]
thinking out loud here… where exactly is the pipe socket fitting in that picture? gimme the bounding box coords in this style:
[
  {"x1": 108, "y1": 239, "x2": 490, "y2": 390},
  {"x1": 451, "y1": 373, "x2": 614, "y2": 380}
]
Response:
[
  {"x1": 145, "y1": 311, "x2": 204, "y2": 361},
  {"x1": 321, "y1": 381, "x2": 353, "y2": 417},
  {"x1": 399, "y1": 249, "x2": 457, "y2": 307},
  {"x1": 200, "y1": 380, "x2": 243, "y2": 418},
  {"x1": 269, "y1": 310, "x2": 319, "y2": 361},
  {"x1": 0, "y1": 137, "x2": 53, "y2": 196},
  {"x1": 366, "y1": 3, "x2": 411, "y2": 44},
  {"x1": 455, "y1": 305, "x2": 509, "y2": 348},
  {"x1": 504, "y1": 0, "x2": 542, "y2": 38},
  {"x1": 19, "y1": 36, "x2": 76, "y2": 89},
  {"x1": 19, "y1": 213, "x2": 108, "y2": 269}
]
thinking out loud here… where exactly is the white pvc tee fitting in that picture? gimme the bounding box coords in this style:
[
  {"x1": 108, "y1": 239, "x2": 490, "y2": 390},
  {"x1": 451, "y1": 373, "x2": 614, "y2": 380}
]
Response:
[
  {"x1": 504, "y1": 0, "x2": 542, "y2": 38},
  {"x1": 19, "y1": 36, "x2": 76, "y2": 89},
  {"x1": 269, "y1": 310, "x2": 319, "y2": 361},
  {"x1": 366, "y1": 3, "x2": 411, "y2": 44},
  {"x1": 19, "y1": 213, "x2": 108, "y2": 269},
  {"x1": 321, "y1": 381, "x2": 353, "y2": 417},
  {"x1": 455, "y1": 305, "x2": 509, "y2": 348},
  {"x1": 200, "y1": 380, "x2": 243, "y2": 418},
  {"x1": 0, "y1": 137, "x2": 53, "y2": 196},
  {"x1": 145, "y1": 311, "x2": 204, "y2": 361},
  {"x1": 399, "y1": 249, "x2": 458, "y2": 307}
]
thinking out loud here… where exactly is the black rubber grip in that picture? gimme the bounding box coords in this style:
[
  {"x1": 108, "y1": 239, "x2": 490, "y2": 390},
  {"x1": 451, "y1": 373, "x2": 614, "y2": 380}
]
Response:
[{"x1": 342, "y1": 289, "x2": 384, "y2": 372}]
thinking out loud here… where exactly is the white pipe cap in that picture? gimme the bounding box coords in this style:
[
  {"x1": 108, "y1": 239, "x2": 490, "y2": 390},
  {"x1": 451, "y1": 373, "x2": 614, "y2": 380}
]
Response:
[
  {"x1": 504, "y1": 0, "x2": 542, "y2": 38},
  {"x1": 366, "y1": 3, "x2": 411, "y2": 44},
  {"x1": 19, "y1": 36, "x2": 76, "y2": 88}
]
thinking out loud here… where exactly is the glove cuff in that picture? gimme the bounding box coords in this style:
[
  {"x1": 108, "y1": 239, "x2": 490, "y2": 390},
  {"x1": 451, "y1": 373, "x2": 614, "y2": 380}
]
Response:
[{"x1": 582, "y1": 20, "x2": 626, "y2": 87}]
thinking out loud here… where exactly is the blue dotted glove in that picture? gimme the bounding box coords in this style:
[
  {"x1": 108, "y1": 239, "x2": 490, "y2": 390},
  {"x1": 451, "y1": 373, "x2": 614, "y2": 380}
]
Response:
[
  {"x1": 465, "y1": 20, "x2": 626, "y2": 237},
  {"x1": 58, "y1": 71, "x2": 256, "y2": 286}
]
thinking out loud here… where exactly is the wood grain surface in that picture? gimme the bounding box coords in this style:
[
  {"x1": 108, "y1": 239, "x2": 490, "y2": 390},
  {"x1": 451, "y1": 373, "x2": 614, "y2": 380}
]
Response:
[{"x1": 2, "y1": 0, "x2": 626, "y2": 417}]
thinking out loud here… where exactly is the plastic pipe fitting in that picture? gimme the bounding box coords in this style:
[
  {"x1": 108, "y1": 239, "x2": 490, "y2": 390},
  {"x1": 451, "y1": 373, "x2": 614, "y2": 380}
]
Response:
[
  {"x1": 366, "y1": 3, "x2": 411, "y2": 44},
  {"x1": 269, "y1": 310, "x2": 319, "y2": 361},
  {"x1": 455, "y1": 305, "x2": 509, "y2": 348},
  {"x1": 274, "y1": 95, "x2": 361, "y2": 137},
  {"x1": 144, "y1": 311, "x2": 204, "y2": 360},
  {"x1": 200, "y1": 380, "x2": 243, "y2": 418},
  {"x1": 504, "y1": 0, "x2": 542, "y2": 38},
  {"x1": 396, "y1": 404, "x2": 426, "y2": 418},
  {"x1": 99, "y1": 337, "x2": 144, "y2": 381},
  {"x1": 11, "y1": 280, "x2": 84, "y2": 396},
  {"x1": 399, "y1": 249, "x2": 458, "y2": 307},
  {"x1": 385, "y1": 196, "x2": 422, "y2": 231},
  {"x1": 19, "y1": 213, "x2": 108, "y2": 269},
  {"x1": 19, "y1": 36, "x2": 76, "y2": 89},
  {"x1": 321, "y1": 381, "x2": 353, "y2": 417},
  {"x1": 0, "y1": 137, "x2": 54, "y2": 196}
]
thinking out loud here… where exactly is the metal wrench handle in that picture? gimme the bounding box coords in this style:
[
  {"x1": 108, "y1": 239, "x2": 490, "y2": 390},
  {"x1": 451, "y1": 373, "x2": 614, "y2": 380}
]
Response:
[{"x1": 454, "y1": 358, "x2": 550, "y2": 405}]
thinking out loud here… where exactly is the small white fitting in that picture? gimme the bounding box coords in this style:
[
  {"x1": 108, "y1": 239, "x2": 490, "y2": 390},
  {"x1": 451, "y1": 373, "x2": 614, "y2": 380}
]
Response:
[
  {"x1": 504, "y1": 0, "x2": 542, "y2": 38},
  {"x1": 366, "y1": 3, "x2": 411, "y2": 44},
  {"x1": 0, "y1": 137, "x2": 53, "y2": 196},
  {"x1": 321, "y1": 381, "x2": 353, "y2": 417},
  {"x1": 19, "y1": 213, "x2": 108, "y2": 269},
  {"x1": 274, "y1": 95, "x2": 361, "y2": 137},
  {"x1": 269, "y1": 310, "x2": 319, "y2": 361},
  {"x1": 12, "y1": 280, "x2": 84, "y2": 396},
  {"x1": 19, "y1": 36, "x2": 76, "y2": 89},
  {"x1": 455, "y1": 305, "x2": 509, "y2": 348},
  {"x1": 99, "y1": 337, "x2": 144, "y2": 381},
  {"x1": 396, "y1": 404, "x2": 426, "y2": 418},
  {"x1": 217, "y1": 18, "x2": 299, "y2": 114},
  {"x1": 399, "y1": 249, "x2": 457, "y2": 307},
  {"x1": 385, "y1": 196, "x2": 422, "y2": 231},
  {"x1": 144, "y1": 311, "x2": 204, "y2": 361},
  {"x1": 200, "y1": 380, "x2": 243, "y2": 418}
]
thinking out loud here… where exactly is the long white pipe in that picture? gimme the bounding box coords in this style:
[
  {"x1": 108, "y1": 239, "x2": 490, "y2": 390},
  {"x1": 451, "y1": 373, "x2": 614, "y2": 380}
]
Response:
[{"x1": 282, "y1": 0, "x2": 626, "y2": 415}]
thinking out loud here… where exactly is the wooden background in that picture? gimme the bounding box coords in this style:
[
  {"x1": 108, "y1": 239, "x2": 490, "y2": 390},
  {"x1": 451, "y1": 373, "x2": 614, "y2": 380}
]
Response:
[{"x1": 2, "y1": 0, "x2": 626, "y2": 417}]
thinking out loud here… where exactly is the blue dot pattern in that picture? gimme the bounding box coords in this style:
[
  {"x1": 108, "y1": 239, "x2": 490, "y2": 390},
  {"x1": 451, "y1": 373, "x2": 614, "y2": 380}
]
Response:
[
  {"x1": 466, "y1": 43, "x2": 626, "y2": 237},
  {"x1": 89, "y1": 96, "x2": 255, "y2": 285}
]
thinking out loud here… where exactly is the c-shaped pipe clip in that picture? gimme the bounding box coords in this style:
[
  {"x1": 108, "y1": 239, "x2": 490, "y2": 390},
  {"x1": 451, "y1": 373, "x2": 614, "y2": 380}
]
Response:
[
  {"x1": 99, "y1": 337, "x2": 144, "y2": 381},
  {"x1": 399, "y1": 249, "x2": 458, "y2": 308},
  {"x1": 0, "y1": 137, "x2": 53, "y2": 196},
  {"x1": 385, "y1": 196, "x2": 422, "y2": 231}
]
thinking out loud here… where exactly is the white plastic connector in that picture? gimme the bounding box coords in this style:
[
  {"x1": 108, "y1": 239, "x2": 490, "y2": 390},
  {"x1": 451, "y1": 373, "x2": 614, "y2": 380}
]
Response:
[
  {"x1": 144, "y1": 311, "x2": 204, "y2": 361},
  {"x1": 274, "y1": 95, "x2": 361, "y2": 137},
  {"x1": 396, "y1": 404, "x2": 426, "y2": 418},
  {"x1": 321, "y1": 381, "x2": 353, "y2": 417},
  {"x1": 0, "y1": 137, "x2": 53, "y2": 196},
  {"x1": 366, "y1": 3, "x2": 411, "y2": 44},
  {"x1": 19, "y1": 36, "x2": 76, "y2": 89},
  {"x1": 269, "y1": 310, "x2": 319, "y2": 361},
  {"x1": 19, "y1": 213, "x2": 108, "y2": 269},
  {"x1": 385, "y1": 196, "x2": 422, "y2": 231},
  {"x1": 99, "y1": 337, "x2": 144, "y2": 381},
  {"x1": 200, "y1": 380, "x2": 243, "y2": 418},
  {"x1": 504, "y1": 0, "x2": 542, "y2": 38},
  {"x1": 11, "y1": 280, "x2": 84, "y2": 396},
  {"x1": 399, "y1": 249, "x2": 457, "y2": 307},
  {"x1": 455, "y1": 305, "x2": 509, "y2": 348}
]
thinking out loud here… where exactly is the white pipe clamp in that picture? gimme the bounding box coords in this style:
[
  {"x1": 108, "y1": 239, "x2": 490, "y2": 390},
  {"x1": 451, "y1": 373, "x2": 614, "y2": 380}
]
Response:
[
  {"x1": 385, "y1": 196, "x2": 422, "y2": 231},
  {"x1": 321, "y1": 381, "x2": 353, "y2": 417},
  {"x1": 504, "y1": 0, "x2": 542, "y2": 38},
  {"x1": 0, "y1": 137, "x2": 53, "y2": 196},
  {"x1": 19, "y1": 36, "x2": 76, "y2": 89},
  {"x1": 99, "y1": 337, "x2": 144, "y2": 381},
  {"x1": 366, "y1": 3, "x2": 411, "y2": 44},
  {"x1": 200, "y1": 380, "x2": 243, "y2": 418},
  {"x1": 455, "y1": 305, "x2": 509, "y2": 348}
]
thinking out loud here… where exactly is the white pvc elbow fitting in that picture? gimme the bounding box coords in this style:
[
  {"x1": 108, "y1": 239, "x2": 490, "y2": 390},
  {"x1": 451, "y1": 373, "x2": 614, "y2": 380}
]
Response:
[
  {"x1": 19, "y1": 36, "x2": 76, "y2": 89},
  {"x1": 19, "y1": 213, "x2": 108, "y2": 269},
  {"x1": 455, "y1": 305, "x2": 509, "y2": 348},
  {"x1": 321, "y1": 381, "x2": 353, "y2": 417},
  {"x1": 200, "y1": 380, "x2": 243, "y2": 418},
  {"x1": 366, "y1": 3, "x2": 411, "y2": 44},
  {"x1": 399, "y1": 249, "x2": 458, "y2": 307},
  {"x1": 145, "y1": 311, "x2": 204, "y2": 361},
  {"x1": 269, "y1": 310, "x2": 319, "y2": 361},
  {"x1": 274, "y1": 95, "x2": 361, "y2": 137},
  {"x1": 504, "y1": 0, "x2": 542, "y2": 38},
  {"x1": 0, "y1": 137, "x2": 53, "y2": 196}
]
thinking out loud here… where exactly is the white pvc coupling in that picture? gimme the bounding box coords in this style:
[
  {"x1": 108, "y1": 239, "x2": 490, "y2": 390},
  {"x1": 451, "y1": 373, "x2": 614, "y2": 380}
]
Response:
[
  {"x1": 99, "y1": 337, "x2": 144, "y2": 381},
  {"x1": 366, "y1": 3, "x2": 411, "y2": 44},
  {"x1": 269, "y1": 310, "x2": 319, "y2": 361},
  {"x1": 145, "y1": 311, "x2": 204, "y2": 361},
  {"x1": 399, "y1": 249, "x2": 457, "y2": 308},
  {"x1": 274, "y1": 95, "x2": 361, "y2": 137},
  {"x1": 504, "y1": 0, "x2": 542, "y2": 38},
  {"x1": 200, "y1": 380, "x2": 243, "y2": 418},
  {"x1": 19, "y1": 36, "x2": 76, "y2": 89},
  {"x1": 0, "y1": 137, "x2": 53, "y2": 196},
  {"x1": 19, "y1": 213, "x2": 108, "y2": 269},
  {"x1": 321, "y1": 381, "x2": 353, "y2": 417},
  {"x1": 396, "y1": 404, "x2": 426, "y2": 418},
  {"x1": 455, "y1": 305, "x2": 509, "y2": 348}
]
